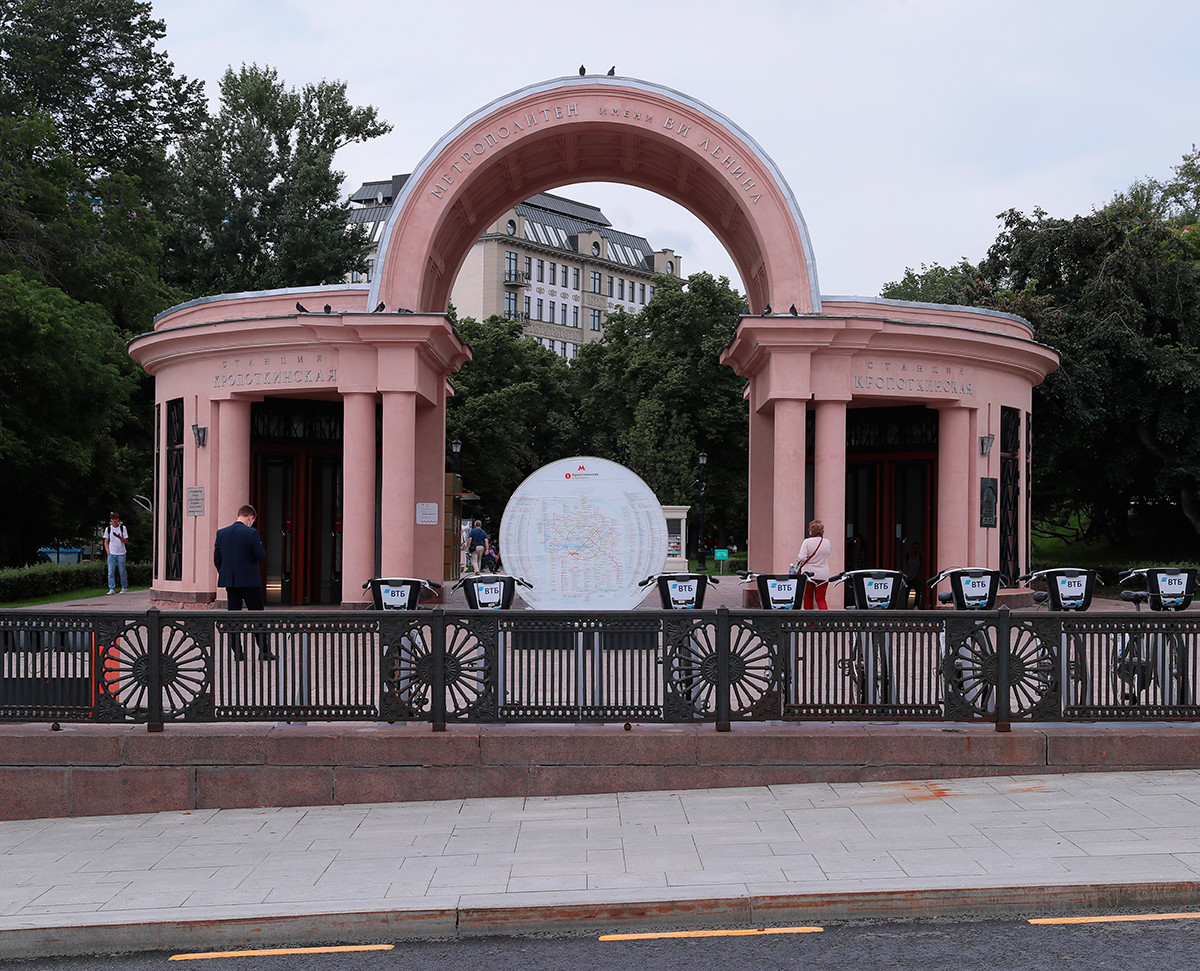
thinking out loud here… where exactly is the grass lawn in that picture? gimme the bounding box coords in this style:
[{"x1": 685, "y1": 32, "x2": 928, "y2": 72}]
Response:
[{"x1": 0, "y1": 587, "x2": 146, "y2": 608}]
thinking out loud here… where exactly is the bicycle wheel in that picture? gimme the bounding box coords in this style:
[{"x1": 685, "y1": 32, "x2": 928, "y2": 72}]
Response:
[
  {"x1": 851, "y1": 630, "x2": 891, "y2": 705},
  {"x1": 1110, "y1": 633, "x2": 1152, "y2": 704},
  {"x1": 1060, "y1": 633, "x2": 1090, "y2": 708},
  {"x1": 1156, "y1": 632, "x2": 1190, "y2": 706}
]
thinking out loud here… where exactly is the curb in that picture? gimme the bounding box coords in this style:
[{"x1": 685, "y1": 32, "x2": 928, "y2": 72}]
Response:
[{"x1": 5, "y1": 880, "x2": 1200, "y2": 959}]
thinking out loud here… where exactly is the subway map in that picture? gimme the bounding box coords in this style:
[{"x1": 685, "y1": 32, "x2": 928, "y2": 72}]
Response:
[{"x1": 500, "y1": 457, "x2": 667, "y2": 609}]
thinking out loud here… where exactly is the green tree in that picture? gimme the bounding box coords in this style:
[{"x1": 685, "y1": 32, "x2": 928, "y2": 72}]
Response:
[
  {"x1": 0, "y1": 273, "x2": 142, "y2": 565},
  {"x1": 571, "y1": 272, "x2": 749, "y2": 550},
  {"x1": 446, "y1": 317, "x2": 580, "y2": 531},
  {"x1": 883, "y1": 183, "x2": 1200, "y2": 546},
  {"x1": 0, "y1": 0, "x2": 205, "y2": 201},
  {"x1": 162, "y1": 65, "x2": 391, "y2": 296}
]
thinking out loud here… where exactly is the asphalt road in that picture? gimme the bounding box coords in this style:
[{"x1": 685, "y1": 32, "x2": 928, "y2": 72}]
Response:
[{"x1": 10, "y1": 913, "x2": 1200, "y2": 971}]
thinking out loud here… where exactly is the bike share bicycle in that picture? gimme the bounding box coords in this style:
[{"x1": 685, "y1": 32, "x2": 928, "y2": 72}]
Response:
[
  {"x1": 828, "y1": 568, "x2": 909, "y2": 705},
  {"x1": 928, "y1": 567, "x2": 1007, "y2": 714},
  {"x1": 1017, "y1": 568, "x2": 1097, "y2": 708},
  {"x1": 1112, "y1": 567, "x2": 1196, "y2": 707}
]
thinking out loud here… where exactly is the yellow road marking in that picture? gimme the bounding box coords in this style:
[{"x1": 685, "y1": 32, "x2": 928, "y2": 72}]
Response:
[
  {"x1": 1030, "y1": 912, "x2": 1200, "y2": 926},
  {"x1": 600, "y1": 926, "x2": 823, "y2": 940},
  {"x1": 170, "y1": 944, "x2": 394, "y2": 960}
]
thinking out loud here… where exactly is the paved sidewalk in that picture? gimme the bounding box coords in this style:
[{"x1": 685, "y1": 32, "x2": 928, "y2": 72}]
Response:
[{"x1": 3, "y1": 769, "x2": 1200, "y2": 958}]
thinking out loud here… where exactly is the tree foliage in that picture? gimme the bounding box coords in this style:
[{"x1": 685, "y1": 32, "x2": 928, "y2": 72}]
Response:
[
  {"x1": 446, "y1": 317, "x2": 580, "y2": 532},
  {"x1": 0, "y1": 0, "x2": 205, "y2": 198},
  {"x1": 570, "y1": 272, "x2": 749, "y2": 548},
  {"x1": 0, "y1": 273, "x2": 142, "y2": 565},
  {"x1": 882, "y1": 162, "x2": 1200, "y2": 546},
  {"x1": 161, "y1": 65, "x2": 391, "y2": 295}
]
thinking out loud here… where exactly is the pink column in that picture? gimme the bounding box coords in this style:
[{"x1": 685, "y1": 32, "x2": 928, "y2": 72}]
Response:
[
  {"x1": 937, "y1": 406, "x2": 973, "y2": 571},
  {"x1": 342, "y1": 392, "x2": 377, "y2": 604},
  {"x1": 746, "y1": 406, "x2": 775, "y2": 574},
  {"x1": 215, "y1": 398, "x2": 252, "y2": 529},
  {"x1": 381, "y1": 391, "x2": 417, "y2": 575},
  {"x1": 772, "y1": 398, "x2": 807, "y2": 572},
  {"x1": 813, "y1": 398, "x2": 848, "y2": 576}
]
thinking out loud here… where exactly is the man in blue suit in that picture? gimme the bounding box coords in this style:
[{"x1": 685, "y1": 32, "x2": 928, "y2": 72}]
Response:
[{"x1": 214, "y1": 504, "x2": 273, "y2": 660}]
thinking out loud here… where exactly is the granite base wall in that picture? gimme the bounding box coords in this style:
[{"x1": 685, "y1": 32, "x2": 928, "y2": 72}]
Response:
[{"x1": 0, "y1": 721, "x2": 1196, "y2": 821}]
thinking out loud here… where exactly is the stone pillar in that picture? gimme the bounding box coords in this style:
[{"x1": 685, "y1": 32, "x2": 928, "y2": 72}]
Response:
[
  {"x1": 813, "y1": 398, "x2": 848, "y2": 576},
  {"x1": 937, "y1": 405, "x2": 973, "y2": 571},
  {"x1": 381, "y1": 391, "x2": 417, "y2": 575},
  {"x1": 772, "y1": 398, "x2": 807, "y2": 572},
  {"x1": 342, "y1": 392, "x2": 377, "y2": 605},
  {"x1": 215, "y1": 397, "x2": 252, "y2": 531},
  {"x1": 747, "y1": 406, "x2": 775, "y2": 573}
]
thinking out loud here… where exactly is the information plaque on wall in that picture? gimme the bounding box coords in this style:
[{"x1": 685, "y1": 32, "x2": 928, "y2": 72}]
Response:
[
  {"x1": 186, "y1": 487, "x2": 205, "y2": 517},
  {"x1": 980, "y1": 477, "x2": 998, "y2": 528}
]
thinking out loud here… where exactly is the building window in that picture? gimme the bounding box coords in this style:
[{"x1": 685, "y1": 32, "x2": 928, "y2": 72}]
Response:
[
  {"x1": 536, "y1": 259, "x2": 545, "y2": 282},
  {"x1": 666, "y1": 260, "x2": 674, "y2": 275},
  {"x1": 561, "y1": 264, "x2": 568, "y2": 286},
  {"x1": 640, "y1": 283, "x2": 646, "y2": 303},
  {"x1": 648, "y1": 286, "x2": 655, "y2": 302},
  {"x1": 590, "y1": 271, "x2": 601, "y2": 293},
  {"x1": 505, "y1": 250, "x2": 518, "y2": 280},
  {"x1": 164, "y1": 398, "x2": 184, "y2": 582},
  {"x1": 506, "y1": 219, "x2": 516, "y2": 236},
  {"x1": 607, "y1": 276, "x2": 614, "y2": 297},
  {"x1": 536, "y1": 298, "x2": 544, "y2": 320},
  {"x1": 590, "y1": 309, "x2": 602, "y2": 331},
  {"x1": 548, "y1": 301, "x2": 555, "y2": 324},
  {"x1": 504, "y1": 291, "x2": 517, "y2": 317},
  {"x1": 572, "y1": 306, "x2": 579, "y2": 328},
  {"x1": 524, "y1": 256, "x2": 532, "y2": 277},
  {"x1": 617, "y1": 278, "x2": 625, "y2": 300},
  {"x1": 561, "y1": 302, "x2": 567, "y2": 324},
  {"x1": 592, "y1": 241, "x2": 601, "y2": 256},
  {"x1": 549, "y1": 262, "x2": 557, "y2": 286},
  {"x1": 572, "y1": 267, "x2": 581, "y2": 290},
  {"x1": 524, "y1": 295, "x2": 531, "y2": 317}
]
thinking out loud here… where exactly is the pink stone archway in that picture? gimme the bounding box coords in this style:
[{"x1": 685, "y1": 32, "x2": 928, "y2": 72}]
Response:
[{"x1": 368, "y1": 77, "x2": 819, "y2": 317}]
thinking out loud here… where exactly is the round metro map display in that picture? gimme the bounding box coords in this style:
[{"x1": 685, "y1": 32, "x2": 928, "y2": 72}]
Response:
[{"x1": 499, "y1": 457, "x2": 668, "y2": 610}]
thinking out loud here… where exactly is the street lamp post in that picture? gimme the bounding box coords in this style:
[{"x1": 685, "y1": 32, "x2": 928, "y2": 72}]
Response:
[
  {"x1": 696, "y1": 451, "x2": 708, "y2": 573},
  {"x1": 451, "y1": 438, "x2": 462, "y2": 480}
]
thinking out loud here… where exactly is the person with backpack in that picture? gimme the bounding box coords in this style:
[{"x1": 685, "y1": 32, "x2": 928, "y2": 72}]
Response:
[{"x1": 103, "y1": 512, "x2": 129, "y2": 595}]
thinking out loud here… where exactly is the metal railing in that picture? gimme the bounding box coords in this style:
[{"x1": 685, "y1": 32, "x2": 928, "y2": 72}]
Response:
[{"x1": 3, "y1": 607, "x2": 1200, "y2": 730}]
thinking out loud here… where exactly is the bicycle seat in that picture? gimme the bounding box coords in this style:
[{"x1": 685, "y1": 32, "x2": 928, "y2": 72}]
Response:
[
  {"x1": 937, "y1": 591, "x2": 954, "y2": 605},
  {"x1": 1121, "y1": 590, "x2": 1150, "y2": 605},
  {"x1": 1032, "y1": 591, "x2": 1049, "y2": 604}
]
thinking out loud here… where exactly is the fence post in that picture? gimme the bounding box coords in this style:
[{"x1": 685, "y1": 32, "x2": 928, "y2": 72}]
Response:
[
  {"x1": 715, "y1": 606, "x2": 731, "y2": 732},
  {"x1": 146, "y1": 607, "x2": 164, "y2": 732},
  {"x1": 994, "y1": 605, "x2": 1011, "y2": 733},
  {"x1": 431, "y1": 607, "x2": 446, "y2": 732}
]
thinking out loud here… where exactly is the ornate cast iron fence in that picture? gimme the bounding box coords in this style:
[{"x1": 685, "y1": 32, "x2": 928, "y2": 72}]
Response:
[{"x1": 4, "y1": 607, "x2": 1200, "y2": 731}]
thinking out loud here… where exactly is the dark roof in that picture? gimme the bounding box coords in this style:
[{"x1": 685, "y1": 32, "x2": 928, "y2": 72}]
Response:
[{"x1": 524, "y1": 191, "x2": 611, "y2": 227}]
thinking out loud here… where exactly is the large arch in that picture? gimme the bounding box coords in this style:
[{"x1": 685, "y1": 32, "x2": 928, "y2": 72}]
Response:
[{"x1": 368, "y1": 76, "x2": 820, "y2": 316}]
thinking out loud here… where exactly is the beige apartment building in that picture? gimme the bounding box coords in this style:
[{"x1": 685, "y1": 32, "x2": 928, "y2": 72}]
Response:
[{"x1": 348, "y1": 175, "x2": 682, "y2": 358}]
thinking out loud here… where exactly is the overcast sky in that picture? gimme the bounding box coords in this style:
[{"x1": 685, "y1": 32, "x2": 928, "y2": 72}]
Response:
[{"x1": 149, "y1": 0, "x2": 1199, "y2": 297}]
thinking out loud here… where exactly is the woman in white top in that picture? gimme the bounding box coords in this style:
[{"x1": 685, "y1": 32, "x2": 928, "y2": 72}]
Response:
[{"x1": 795, "y1": 520, "x2": 831, "y2": 609}]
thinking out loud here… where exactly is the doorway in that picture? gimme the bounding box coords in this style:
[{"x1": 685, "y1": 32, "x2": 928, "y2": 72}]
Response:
[{"x1": 250, "y1": 399, "x2": 345, "y2": 606}]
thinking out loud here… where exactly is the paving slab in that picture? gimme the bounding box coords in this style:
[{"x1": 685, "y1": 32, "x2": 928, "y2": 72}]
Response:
[{"x1": 3, "y1": 769, "x2": 1200, "y2": 958}]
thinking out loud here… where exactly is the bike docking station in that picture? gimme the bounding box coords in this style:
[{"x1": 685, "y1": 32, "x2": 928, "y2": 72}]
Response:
[
  {"x1": 836, "y1": 569, "x2": 911, "y2": 611},
  {"x1": 1030, "y1": 567, "x2": 1097, "y2": 612},
  {"x1": 455, "y1": 574, "x2": 526, "y2": 610},
  {"x1": 365, "y1": 577, "x2": 440, "y2": 611},
  {"x1": 1137, "y1": 567, "x2": 1198, "y2": 612},
  {"x1": 933, "y1": 568, "x2": 1003, "y2": 611},
  {"x1": 650, "y1": 573, "x2": 717, "y2": 609}
]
